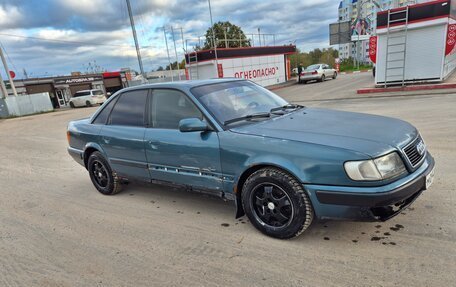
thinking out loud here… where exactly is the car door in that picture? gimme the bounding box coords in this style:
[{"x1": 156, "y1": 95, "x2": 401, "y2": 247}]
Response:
[
  {"x1": 144, "y1": 88, "x2": 224, "y2": 193},
  {"x1": 99, "y1": 89, "x2": 150, "y2": 180}
]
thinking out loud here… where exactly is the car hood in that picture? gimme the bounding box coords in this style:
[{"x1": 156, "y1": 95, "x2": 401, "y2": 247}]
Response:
[{"x1": 230, "y1": 108, "x2": 418, "y2": 158}]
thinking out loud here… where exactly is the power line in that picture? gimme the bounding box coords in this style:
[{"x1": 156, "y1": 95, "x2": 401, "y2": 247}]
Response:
[
  {"x1": 0, "y1": 41, "x2": 18, "y2": 72},
  {"x1": 0, "y1": 33, "x2": 135, "y2": 48}
]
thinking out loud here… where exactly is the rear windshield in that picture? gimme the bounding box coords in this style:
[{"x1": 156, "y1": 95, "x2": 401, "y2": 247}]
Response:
[
  {"x1": 306, "y1": 64, "x2": 320, "y2": 70},
  {"x1": 73, "y1": 91, "x2": 90, "y2": 97},
  {"x1": 92, "y1": 90, "x2": 104, "y2": 96}
]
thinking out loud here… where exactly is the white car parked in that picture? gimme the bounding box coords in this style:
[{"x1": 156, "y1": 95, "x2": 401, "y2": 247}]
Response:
[
  {"x1": 69, "y1": 89, "x2": 106, "y2": 108},
  {"x1": 298, "y1": 64, "x2": 337, "y2": 84}
]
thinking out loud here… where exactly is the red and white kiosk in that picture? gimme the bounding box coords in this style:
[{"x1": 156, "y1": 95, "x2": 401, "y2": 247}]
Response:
[
  {"x1": 185, "y1": 46, "x2": 296, "y2": 87},
  {"x1": 372, "y1": 0, "x2": 456, "y2": 86}
]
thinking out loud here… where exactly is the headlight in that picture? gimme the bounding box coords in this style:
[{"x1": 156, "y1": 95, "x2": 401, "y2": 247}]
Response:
[{"x1": 344, "y1": 152, "x2": 406, "y2": 181}]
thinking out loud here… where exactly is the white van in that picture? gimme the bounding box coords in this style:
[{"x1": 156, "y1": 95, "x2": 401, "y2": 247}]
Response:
[{"x1": 69, "y1": 89, "x2": 106, "y2": 108}]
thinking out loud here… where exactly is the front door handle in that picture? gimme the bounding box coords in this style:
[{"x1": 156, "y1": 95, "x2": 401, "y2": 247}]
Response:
[{"x1": 148, "y1": 140, "x2": 159, "y2": 150}]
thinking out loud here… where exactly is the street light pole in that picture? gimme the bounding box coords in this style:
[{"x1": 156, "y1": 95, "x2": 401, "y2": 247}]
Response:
[
  {"x1": 207, "y1": 0, "x2": 219, "y2": 74},
  {"x1": 163, "y1": 27, "x2": 174, "y2": 82},
  {"x1": 171, "y1": 26, "x2": 181, "y2": 80},
  {"x1": 126, "y1": 0, "x2": 145, "y2": 79}
]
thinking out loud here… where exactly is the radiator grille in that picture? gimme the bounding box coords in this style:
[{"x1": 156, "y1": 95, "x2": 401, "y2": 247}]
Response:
[{"x1": 402, "y1": 136, "x2": 426, "y2": 168}]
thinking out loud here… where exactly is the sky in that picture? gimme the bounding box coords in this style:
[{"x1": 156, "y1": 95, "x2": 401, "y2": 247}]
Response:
[{"x1": 0, "y1": 0, "x2": 338, "y2": 79}]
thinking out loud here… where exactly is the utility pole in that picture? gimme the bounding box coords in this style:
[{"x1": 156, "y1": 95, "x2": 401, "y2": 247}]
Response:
[
  {"x1": 207, "y1": 0, "x2": 219, "y2": 72},
  {"x1": 224, "y1": 27, "x2": 228, "y2": 48},
  {"x1": 163, "y1": 27, "x2": 174, "y2": 82},
  {"x1": 126, "y1": 0, "x2": 145, "y2": 79},
  {"x1": 258, "y1": 28, "x2": 261, "y2": 46},
  {"x1": 0, "y1": 46, "x2": 17, "y2": 97},
  {"x1": 0, "y1": 72, "x2": 7, "y2": 99},
  {"x1": 171, "y1": 27, "x2": 181, "y2": 80}
]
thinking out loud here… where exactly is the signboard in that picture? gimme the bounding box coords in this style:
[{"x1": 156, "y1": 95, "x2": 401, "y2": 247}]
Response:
[
  {"x1": 221, "y1": 54, "x2": 286, "y2": 87},
  {"x1": 329, "y1": 21, "x2": 351, "y2": 45},
  {"x1": 54, "y1": 75, "x2": 103, "y2": 85},
  {"x1": 445, "y1": 23, "x2": 456, "y2": 55},
  {"x1": 217, "y1": 64, "x2": 224, "y2": 78},
  {"x1": 9, "y1": 71, "x2": 15, "y2": 79},
  {"x1": 351, "y1": 18, "x2": 371, "y2": 42},
  {"x1": 369, "y1": 36, "x2": 377, "y2": 63}
]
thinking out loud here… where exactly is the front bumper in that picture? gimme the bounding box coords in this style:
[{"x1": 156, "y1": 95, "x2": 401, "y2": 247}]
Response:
[{"x1": 304, "y1": 153, "x2": 435, "y2": 221}]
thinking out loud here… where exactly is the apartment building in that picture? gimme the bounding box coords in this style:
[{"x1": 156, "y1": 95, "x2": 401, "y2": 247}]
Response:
[{"x1": 337, "y1": 0, "x2": 424, "y2": 63}]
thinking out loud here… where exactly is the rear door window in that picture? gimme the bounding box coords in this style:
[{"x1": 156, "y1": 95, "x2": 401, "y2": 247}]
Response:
[
  {"x1": 109, "y1": 89, "x2": 148, "y2": 127},
  {"x1": 92, "y1": 97, "x2": 118, "y2": 125}
]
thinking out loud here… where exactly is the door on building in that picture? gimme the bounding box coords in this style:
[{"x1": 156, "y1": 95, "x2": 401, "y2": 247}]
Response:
[
  {"x1": 56, "y1": 90, "x2": 66, "y2": 107},
  {"x1": 69, "y1": 84, "x2": 91, "y2": 97},
  {"x1": 103, "y1": 77, "x2": 123, "y2": 97}
]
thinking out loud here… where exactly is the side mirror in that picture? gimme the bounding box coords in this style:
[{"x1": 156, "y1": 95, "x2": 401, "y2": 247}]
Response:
[{"x1": 179, "y1": 118, "x2": 208, "y2": 132}]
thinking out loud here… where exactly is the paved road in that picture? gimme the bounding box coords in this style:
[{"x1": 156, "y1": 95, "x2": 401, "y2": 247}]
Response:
[
  {"x1": 1, "y1": 75, "x2": 455, "y2": 286},
  {"x1": 276, "y1": 72, "x2": 374, "y2": 102}
]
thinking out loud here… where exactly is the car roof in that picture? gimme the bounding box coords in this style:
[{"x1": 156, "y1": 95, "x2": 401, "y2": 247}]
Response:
[{"x1": 121, "y1": 78, "x2": 244, "y2": 92}]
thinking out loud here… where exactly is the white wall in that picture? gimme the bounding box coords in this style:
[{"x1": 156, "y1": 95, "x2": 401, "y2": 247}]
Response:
[
  {"x1": 4, "y1": 93, "x2": 54, "y2": 117},
  {"x1": 376, "y1": 23, "x2": 447, "y2": 84},
  {"x1": 221, "y1": 54, "x2": 286, "y2": 86},
  {"x1": 187, "y1": 54, "x2": 287, "y2": 87}
]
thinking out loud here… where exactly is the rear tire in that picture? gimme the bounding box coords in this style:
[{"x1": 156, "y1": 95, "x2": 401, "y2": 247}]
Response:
[
  {"x1": 88, "y1": 151, "x2": 122, "y2": 195},
  {"x1": 333, "y1": 72, "x2": 337, "y2": 79},
  {"x1": 70, "y1": 102, "x2": 75, "y2": 108},
  {"x1": 86, "y1": 101, "x2": 92, "y2": 107},
  {"x1": 320, "y1": 74, "x2": 326, "y2": 82},
  {"x1": 241, "y1": 168, "x2": 314, "y2": 239}
]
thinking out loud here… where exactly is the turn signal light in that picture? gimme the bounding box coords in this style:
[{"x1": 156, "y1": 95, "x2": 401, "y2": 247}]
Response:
[{"x1": 67, "y1": 131, "x2": 71, "y2": 144}]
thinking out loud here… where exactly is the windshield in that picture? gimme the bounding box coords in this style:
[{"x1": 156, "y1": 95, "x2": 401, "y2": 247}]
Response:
[
  {"x1": 191, "y1": 81, "x2": 288, "y2": 125},
  {"x1": 306, "y1": 64, "x2": 320, "y2": 70}
]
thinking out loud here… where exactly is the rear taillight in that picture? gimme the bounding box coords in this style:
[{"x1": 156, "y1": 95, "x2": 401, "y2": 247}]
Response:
[{"x1": 312, "y1": 71, "x2": 318, "y2": 75}]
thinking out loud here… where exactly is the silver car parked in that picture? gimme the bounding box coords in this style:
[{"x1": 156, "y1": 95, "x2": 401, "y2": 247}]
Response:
[{"x1": 298, "y1": 64, "x2": 337, "y2": 84}]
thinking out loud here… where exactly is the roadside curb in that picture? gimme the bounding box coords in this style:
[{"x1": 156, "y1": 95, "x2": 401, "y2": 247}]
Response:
[
  {"x1": 340, "y1": 70, "x2": 372, "y2": 75},
  {"x1": 267, "y1": 80, "x2": 297, "y2": 91},
  {"x1": 357, "y1": 83, "x2": 456, "y2": 94}
]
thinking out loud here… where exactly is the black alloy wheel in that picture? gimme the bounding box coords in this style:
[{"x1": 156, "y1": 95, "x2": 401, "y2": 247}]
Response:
[
  {"x1": 87, "y1": 151, "x2": 121, "y2": 195},
  {"x1": 251, "y1": 183, "x2": 293, "y2": 228},
  {"x1": 242, "y1": 168, "x2": 314, "y2": 239}
]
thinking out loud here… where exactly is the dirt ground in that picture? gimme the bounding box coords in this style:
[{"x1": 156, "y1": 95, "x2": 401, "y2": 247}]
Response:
[{"x1": 1, "y1": 76, "x2": 455, "y2": 286}]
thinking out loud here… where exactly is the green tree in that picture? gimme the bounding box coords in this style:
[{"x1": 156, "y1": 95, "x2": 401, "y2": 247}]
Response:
[{"x1": 203, "y1": 21, "x2": 251, "y2": 49}]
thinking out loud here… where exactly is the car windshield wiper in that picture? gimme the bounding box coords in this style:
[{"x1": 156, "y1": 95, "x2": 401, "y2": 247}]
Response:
[
  {"x1": 224, "y1": 112, "x2": 271, "y2": 126},
  {"x1": 270, "y1": 104, "x2": 305, "y2": 113}
]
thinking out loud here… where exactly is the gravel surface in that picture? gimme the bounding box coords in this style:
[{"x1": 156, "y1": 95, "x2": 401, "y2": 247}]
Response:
[{"x1": 1, "y1": 76, "x2": 455, "y2": 286}]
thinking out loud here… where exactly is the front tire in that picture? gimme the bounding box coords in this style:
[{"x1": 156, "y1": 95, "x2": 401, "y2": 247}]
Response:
[
  {"x1": 86, "y1": 101, "x2": 92, "y2": 107},
  {"x1": 70, "y1": 102, "x2": 75, "y2": 108},
  {"x1": 88, "y1": 151, "x2": 121, "y2": 195},
  {"x1": 333, "y1": 72, "x2": 337, "y2": 79},
  {"x1": 241, "y1": 168, "x2": 314, "y2": 239}
]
